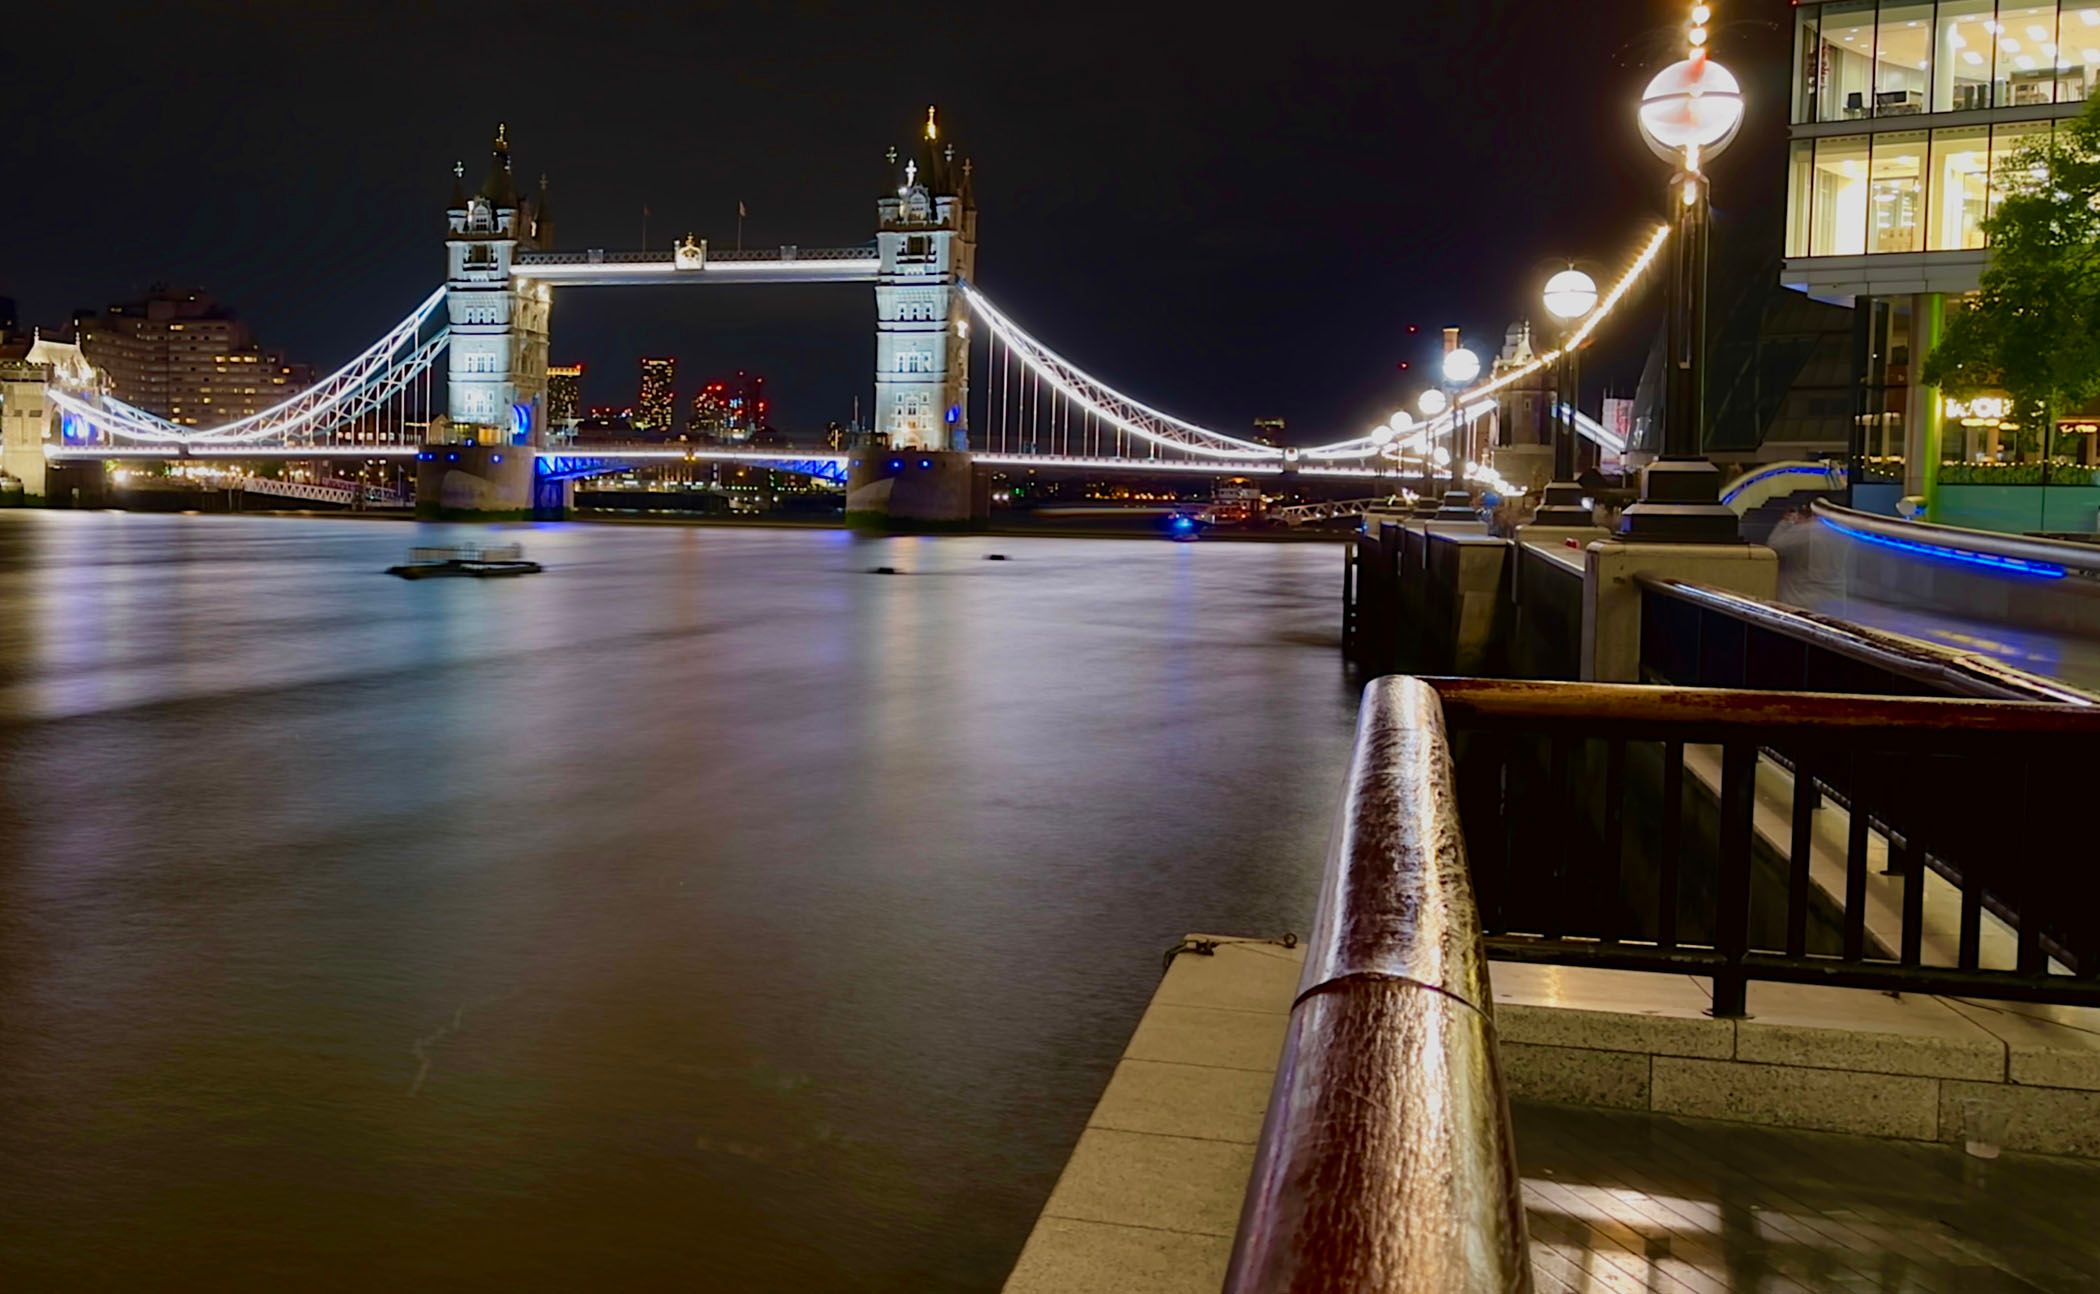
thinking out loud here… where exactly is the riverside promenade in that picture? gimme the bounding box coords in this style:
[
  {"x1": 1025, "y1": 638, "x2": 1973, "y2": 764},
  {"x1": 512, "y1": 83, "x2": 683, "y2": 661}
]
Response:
[{"x1": 1005, "y1": 937, "x2": 2100, "y2": 1293}]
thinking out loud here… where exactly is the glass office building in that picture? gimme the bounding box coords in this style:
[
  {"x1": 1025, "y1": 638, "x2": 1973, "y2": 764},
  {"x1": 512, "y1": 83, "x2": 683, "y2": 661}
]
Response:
[{"x1": 1787, "y1": 2, "x2": 2100, "y2": 527}]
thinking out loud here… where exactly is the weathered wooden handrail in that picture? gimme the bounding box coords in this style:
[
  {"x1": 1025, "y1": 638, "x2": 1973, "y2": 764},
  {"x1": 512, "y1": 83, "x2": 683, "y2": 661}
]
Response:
[{"x1": 1224, "y1": 676, "x2": 1530, "y2": 1293}]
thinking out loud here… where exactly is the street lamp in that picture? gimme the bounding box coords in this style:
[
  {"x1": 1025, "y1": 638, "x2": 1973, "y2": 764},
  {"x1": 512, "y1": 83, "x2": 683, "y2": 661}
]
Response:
[
  {"x1": 1439, "y1": 345, "x2": 1480, "y2": 501},
  {"x1": 1620, "y1": 1, "x2": 1746, "y2": 542},
  {"x1": 1538, "y1": 267, "x2": 1599, "y2": 524}
]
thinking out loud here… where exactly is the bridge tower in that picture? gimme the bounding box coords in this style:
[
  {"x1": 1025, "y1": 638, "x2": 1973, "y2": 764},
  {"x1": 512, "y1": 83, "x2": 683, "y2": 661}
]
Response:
[
  {"x1": 850, "y1": 108, "x2": 987, "y2": 529},
  {"x1": 422, "y1": 125, "x2": 556, "y2": 516}
]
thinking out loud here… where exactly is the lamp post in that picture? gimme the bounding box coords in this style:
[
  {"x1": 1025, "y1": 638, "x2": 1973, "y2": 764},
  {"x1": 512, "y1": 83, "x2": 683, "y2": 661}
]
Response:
[
  {"x1": 1440, "y1": 345, "x2": 1480, "y2": 502},
  {"x1": 1618, "y1": 1, "x2": 1745, "y2": 543},
  {"x1": 1371, "y1": 411, "x2": 1412, "y2": 494},
  {"x1": 1537, "y1": 267, "x2": 1599, "y2": 524},
  {"x1": 1416, "y1": 388, "x2": 1449, "y2": 504}
]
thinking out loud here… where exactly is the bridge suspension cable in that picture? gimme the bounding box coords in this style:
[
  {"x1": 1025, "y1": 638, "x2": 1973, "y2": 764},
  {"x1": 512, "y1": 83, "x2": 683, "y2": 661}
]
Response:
[
  {"x1": 48, "y1": 288, "x2": 450, "y2": 447},
  {"x1": 960, "y1": 283, "x2": 1285, "y2": 461}
]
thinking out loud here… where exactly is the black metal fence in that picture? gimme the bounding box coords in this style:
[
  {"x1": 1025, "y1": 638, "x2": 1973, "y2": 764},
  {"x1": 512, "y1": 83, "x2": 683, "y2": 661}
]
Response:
[
  {"x1": 1432, "y1": 677, "x2": 2100, "y2": 1016},
  {"x1": 1638, "y1": 575, "x2": 2096, "y2": 704}
]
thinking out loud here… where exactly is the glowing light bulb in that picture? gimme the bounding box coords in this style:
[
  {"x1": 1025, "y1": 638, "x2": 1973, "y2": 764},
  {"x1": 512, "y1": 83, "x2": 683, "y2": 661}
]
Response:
[
  {"x1": 1543, "y1": 269, "x2": 1600, "y2": 321},
  {"x1": 1637, "y1": 56, "x2": 1744, "y2": 163}
]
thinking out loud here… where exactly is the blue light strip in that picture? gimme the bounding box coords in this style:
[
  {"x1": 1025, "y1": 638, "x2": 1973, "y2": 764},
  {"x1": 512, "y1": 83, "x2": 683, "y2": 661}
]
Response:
[
  {"x1": 1722, "y1": 463, "x2": 1842, "y2": 507},
  {"x1": 1819, "y1": 517, "x2": 2067, "y2": 580},
  {"x1": 533, "y1": 455, "x2": 846, "y2": 486}
]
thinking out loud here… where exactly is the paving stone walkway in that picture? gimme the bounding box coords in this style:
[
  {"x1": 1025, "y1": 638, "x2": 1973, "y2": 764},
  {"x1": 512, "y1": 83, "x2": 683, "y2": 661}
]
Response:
[{"x1": 1519, "y1": 1101, "x2": 2100, "y2": 1292}]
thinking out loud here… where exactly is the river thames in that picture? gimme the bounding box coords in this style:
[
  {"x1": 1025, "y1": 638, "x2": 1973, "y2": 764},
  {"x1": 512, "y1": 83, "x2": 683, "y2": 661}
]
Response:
[{"x1": 0, "y1": 512, "x2": 1357, "y2": 1290}]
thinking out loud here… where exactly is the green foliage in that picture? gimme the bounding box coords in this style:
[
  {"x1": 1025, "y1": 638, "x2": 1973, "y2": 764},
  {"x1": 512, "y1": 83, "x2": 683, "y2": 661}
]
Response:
[
  {"x1": 1924, "y1": 95, "x2": 2100, "y2": 433},
  {"x1": 1937, "y1": 461, "x2": 2100, "y2": 486}
]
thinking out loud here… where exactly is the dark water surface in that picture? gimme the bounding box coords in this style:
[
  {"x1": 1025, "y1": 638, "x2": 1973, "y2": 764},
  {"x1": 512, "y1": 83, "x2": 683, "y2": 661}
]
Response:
[{"x1": 0, "y1": 512, "x2": 1358, "y2": 1291}]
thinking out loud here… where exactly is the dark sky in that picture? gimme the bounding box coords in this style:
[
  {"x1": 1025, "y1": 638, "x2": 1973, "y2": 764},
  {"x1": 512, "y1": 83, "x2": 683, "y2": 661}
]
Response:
[{"x1": 5, "y1": 1, "x2": 1792, "y2": 443}]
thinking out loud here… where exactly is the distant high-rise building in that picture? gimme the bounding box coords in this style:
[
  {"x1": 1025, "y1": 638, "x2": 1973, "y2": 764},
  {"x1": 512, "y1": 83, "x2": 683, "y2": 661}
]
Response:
[
  {"x1": 547, "y1": 364, "x2": 584, "y2": 430},
  {"x1": 73, "y1": 286, "x2": 312, "y2": 426},
  {"x1": 688, "y1": 370, "x2": 768, "y2": 442},
  {"x1": 635, "y1": 357, "x2": 675, "y2": 433},
  {"x1": 690, "y1": 382, "x2": 728, "y2": 440},
  {"x1": 1252, "y1": 417, "x2": 1286, "y2": 447},
  {"x1": 576, "y1": 405, "x2": 633, "y2": 442}
]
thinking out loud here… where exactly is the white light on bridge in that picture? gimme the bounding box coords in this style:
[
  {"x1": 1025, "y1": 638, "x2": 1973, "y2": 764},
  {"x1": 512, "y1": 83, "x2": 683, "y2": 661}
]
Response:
[
  {"x1": 1543, "y1": 269, "x2": 1600, "y2": 322},
  {"x1": 1418, "y1": 389, "x2": 1450, "y2": 417},
  {"x1": 1441, "y1": 347, "x2": 1481, "y2": 385}
]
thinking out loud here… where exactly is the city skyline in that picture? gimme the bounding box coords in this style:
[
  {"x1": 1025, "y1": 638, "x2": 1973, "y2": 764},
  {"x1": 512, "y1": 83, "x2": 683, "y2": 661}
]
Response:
[{"x1": 1, "y1": 1, "x2": 1793, "y2": 443}]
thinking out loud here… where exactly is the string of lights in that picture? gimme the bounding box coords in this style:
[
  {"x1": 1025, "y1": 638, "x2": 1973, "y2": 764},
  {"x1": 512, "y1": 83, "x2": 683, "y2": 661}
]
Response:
[
  {"x1": 959, "y1": 283, "x2": 1287, "y2": 460},
  {"x1": 1302, "y1": 221, "x2": 1674, "y2": 462},
  {"x1": 51, "y1": 288, "x2": 449, "y2": 445},
  {"x1": 52, "y1": 213, "x2": 1668, "y2": 463}
]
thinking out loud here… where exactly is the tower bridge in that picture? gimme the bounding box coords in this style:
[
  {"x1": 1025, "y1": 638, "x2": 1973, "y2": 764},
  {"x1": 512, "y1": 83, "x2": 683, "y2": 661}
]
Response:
[{"x1": 14, "y1": 113, "x2": 1655, "y2": 523}]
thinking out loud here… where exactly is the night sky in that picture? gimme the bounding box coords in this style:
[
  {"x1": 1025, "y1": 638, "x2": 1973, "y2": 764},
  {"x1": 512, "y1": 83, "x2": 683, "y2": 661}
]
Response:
[{"x1": 6, "y1": 1, "x2": 1791, "y2": 443}]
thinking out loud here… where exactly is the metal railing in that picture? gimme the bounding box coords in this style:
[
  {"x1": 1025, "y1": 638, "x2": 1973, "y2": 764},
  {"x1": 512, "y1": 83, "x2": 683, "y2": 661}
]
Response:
[
  {"x1": 1433, "y1": 677, "x2": 2100, "y2": 1015},
  {"x1": 1813, "y1": 499, "x2": 2100, "y2": 580},
  {"x1": 1638, "y1": 576, "x2": 2097, "y2": 704},
  {"x1": 516, "y1": 245, "x2": 877, "y2": 266},
  {"x1": 1226, "y1": 676, "x2": 1530, "y2": 1292}
]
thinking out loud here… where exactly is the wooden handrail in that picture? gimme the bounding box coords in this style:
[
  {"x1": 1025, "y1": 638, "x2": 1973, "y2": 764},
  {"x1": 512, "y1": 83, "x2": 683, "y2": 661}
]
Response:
[{"x1": 1225, "y1": 676, "x2": 1530, "y2": 1293}]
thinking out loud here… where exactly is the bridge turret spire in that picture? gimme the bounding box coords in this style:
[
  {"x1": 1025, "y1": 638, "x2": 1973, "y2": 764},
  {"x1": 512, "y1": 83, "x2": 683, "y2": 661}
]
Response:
[
  {"x1": 531, "y1": 173, "x2": 553, "y2": 248},
  {"x1": 448, "y1": 160, "x2": 468, "y2": 212},
  {"x1": 483, "y1": 122, "x2": 519, "y2": 209}
]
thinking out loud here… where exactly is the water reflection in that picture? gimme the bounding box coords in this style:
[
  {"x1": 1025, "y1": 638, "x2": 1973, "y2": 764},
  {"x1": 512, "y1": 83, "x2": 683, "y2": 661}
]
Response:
[{"x1": 0, "y1": 513, "x2": 1357, "y2": 1290}]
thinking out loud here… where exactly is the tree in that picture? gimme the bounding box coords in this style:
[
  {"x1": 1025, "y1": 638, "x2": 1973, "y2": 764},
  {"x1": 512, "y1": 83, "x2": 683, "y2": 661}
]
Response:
[{"x1": 1924, "y1": 94, "x2": 2100, "y2": 448}]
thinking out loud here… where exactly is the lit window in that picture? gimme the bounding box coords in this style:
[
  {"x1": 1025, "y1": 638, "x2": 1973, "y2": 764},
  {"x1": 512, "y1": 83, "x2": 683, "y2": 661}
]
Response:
[
  {"x1": 1871, "y1": 132, "x2": 1926, "y2": 253},
  {"x1": 1928, "y1": 124, "x2": 1990, "y2": 250},
  {"x1": 1808, "y1": 1, "x2": 1879, "y2": 123},
  {"x1": 1811, "y1": 135, "x2": 1871, "y2": 255}
]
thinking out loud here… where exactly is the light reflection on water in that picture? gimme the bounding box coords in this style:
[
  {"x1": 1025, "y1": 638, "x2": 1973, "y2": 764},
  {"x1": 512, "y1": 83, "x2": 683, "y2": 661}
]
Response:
[{"x1": 0, "y1": 512, "x2": 1358, "y2": 1290}]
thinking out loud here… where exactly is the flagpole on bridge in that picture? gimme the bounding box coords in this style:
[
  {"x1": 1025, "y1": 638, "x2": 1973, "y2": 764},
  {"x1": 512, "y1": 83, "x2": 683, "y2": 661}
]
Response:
[{"x1": 737, "y1": 200, "x2": 746, "y2": 253}]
